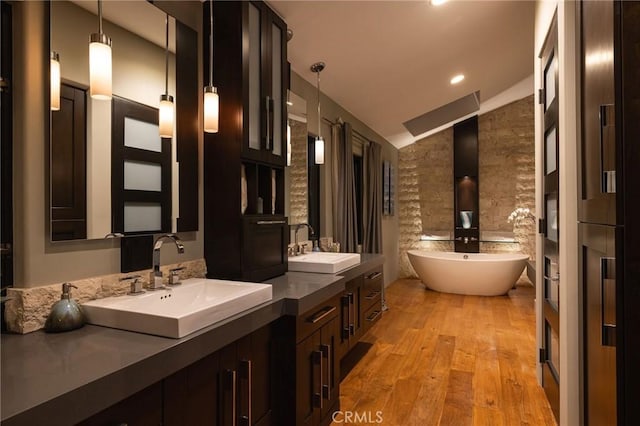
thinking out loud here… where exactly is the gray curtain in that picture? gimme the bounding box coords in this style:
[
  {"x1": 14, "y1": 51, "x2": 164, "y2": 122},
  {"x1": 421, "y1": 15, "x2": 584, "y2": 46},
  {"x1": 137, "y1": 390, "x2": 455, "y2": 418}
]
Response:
[
  {"x1": 331, "y1": 122, "x2": 358, "y2": 253},
  {"x1": 364, "y1": 142, "x2": 382, "y2": 253}
]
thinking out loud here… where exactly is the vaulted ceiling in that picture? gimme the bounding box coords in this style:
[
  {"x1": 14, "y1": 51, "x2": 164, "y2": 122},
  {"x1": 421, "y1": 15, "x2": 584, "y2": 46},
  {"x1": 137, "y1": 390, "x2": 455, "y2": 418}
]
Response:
[{"x1": 269, "y1": 0, "x2": 535, "y2": 148}]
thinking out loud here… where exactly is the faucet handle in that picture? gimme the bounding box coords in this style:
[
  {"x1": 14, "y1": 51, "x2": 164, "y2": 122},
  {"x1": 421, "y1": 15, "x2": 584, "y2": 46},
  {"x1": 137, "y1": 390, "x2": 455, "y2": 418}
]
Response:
[
  {"x1": 300, "y1": 243, "x2": 309, "y2": 255},
  {"x1": 168, "y1": 267, "x2": 185, "y2": 286},
  {"x1": 121, "y1": 275, "x2": 145, "y2": 295}
]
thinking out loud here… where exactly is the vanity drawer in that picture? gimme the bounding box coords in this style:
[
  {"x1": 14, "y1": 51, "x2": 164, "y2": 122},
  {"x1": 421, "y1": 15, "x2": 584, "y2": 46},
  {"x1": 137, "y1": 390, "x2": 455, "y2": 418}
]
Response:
[
  {"x1": 362, "y1": 303, "x2": 382, "y2": 334},
  {"x1": 296, "y1": 295, "x2": 340, "y2": 343},
  {"x1": 361, "y1": 267, "x2": 383, "y2": 312}
]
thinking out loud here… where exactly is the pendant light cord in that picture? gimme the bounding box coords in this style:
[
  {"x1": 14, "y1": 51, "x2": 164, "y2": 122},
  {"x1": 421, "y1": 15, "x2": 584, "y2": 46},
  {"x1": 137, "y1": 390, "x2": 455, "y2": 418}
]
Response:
[
  {"x1": 209, "y1": 0, "x2": 214, "y2": 87},
  {"x1": 165, "y1": 14, "x2": 169, "y2": 95},
  {"x1": 98, "y1": 0, "x2": 103, "y2": 34},
  {"x1": 317, "y1": 71, "x2": 321, "y2": 137}
]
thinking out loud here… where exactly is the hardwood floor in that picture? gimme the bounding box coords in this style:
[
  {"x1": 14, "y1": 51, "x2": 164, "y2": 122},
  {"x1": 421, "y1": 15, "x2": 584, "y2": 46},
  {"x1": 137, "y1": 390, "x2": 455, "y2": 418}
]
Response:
[{"x1": 336, "y1": 278, "x2": 557, "y2": 425}]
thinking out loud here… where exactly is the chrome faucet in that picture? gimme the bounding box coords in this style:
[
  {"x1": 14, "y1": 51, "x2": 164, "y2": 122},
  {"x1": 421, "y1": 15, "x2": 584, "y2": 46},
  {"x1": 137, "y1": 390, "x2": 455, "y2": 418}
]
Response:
[
  {"x1": 150, "y1": 234, "x2": 185, "y2": 290},
  {"x1": 292, "y1": 223, "x2": 315, "y2": 256}
]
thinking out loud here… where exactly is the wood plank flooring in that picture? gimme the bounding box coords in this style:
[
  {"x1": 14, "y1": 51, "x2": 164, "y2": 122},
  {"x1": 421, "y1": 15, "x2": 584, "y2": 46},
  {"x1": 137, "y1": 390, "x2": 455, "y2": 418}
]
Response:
[{"x1": 336, "y1": 278, "x2": 556, "y2": 425}]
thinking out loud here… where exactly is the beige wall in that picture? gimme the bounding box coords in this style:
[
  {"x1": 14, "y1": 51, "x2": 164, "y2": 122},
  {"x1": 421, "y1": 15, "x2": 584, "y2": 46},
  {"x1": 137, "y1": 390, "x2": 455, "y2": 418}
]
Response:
[
  {"x1": 398, "y1": 96, "x2": 536, "y2": 278},
  {"x1": 290, "y1": 72, "x2": 399, "y2": 285},
  {"x1": 12, "y1": 1, "x2": 203, "y2": 288}
]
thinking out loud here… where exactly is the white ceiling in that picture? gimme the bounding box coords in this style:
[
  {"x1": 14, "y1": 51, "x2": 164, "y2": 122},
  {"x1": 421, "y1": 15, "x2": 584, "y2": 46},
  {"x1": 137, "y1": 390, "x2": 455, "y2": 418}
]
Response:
[{"x1": 268, "y1": 0, "x2": 535, "y2": 148}]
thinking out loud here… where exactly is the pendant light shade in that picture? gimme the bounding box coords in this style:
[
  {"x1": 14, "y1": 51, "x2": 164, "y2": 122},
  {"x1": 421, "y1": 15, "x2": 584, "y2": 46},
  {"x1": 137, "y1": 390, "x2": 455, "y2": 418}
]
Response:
[
  {"x1": 311, "y1": 62, "x2": 325, "y2": 165},
  {"x1": 159, "y1": 94, "x2": 175, "y2": 138},
  {"x1": 159, "y1": 14, "x2": 174, "y2": 138},
  {"x1": 204, "y1": 0, "x2": 219, "y2": 134},
  {"x1": 89, "y1": 0, "x2": 112, "y2": 100},
  {"x1": 204, "y1": 86, "x2": 219, "y2": 133},
  {"x1": 50, "y1": 51, "x2": 61, "y2": 111},
  {"x1": 314, "y1": 136, "x2": 325, "y2": 165}
]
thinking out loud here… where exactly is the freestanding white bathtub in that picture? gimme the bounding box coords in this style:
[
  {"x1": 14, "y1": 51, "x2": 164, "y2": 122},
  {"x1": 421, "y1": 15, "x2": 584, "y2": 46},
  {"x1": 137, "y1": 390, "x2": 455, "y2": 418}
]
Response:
[{"x1": 407, "y1": 250, "x2": 529, "y2": 296}]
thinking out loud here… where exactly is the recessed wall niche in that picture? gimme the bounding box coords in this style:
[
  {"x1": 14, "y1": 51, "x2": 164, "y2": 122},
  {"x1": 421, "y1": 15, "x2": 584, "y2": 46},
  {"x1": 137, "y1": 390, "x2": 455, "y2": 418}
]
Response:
[{"x1": 453, "y1": 116, "x2": 479, "y2": 253}]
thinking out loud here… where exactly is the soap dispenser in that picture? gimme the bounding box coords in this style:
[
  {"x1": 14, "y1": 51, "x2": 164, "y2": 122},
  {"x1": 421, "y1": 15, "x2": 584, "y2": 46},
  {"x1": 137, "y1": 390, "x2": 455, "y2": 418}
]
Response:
[{"x1": 44, "y1": 283, "x2": 85, "y2": 333}]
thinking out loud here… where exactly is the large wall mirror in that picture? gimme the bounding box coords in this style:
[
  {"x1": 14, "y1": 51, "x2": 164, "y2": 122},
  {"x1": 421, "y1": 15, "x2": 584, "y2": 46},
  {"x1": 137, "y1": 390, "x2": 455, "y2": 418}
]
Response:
[
  {"x1": 285, "y1": 90, "x2": 308, "y2": 227},
  {"x1": 49, "y1": 0, "x2": 198, "y2": 241}
]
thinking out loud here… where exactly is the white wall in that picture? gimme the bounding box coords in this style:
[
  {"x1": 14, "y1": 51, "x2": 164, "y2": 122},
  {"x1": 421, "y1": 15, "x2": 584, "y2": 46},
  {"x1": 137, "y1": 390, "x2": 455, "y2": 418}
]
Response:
[{"x1": 534, "y1": 1, "x2": 580, "y2": 424}]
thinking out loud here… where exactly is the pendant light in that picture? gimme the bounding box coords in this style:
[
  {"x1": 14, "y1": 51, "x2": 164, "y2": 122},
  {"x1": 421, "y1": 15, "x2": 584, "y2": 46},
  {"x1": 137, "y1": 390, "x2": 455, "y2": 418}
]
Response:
[
  {"x1": 159, "y1": 14, "x2": 174, "y2": 138},
  {"x1": 203, "y1": 0, "x2": 219, "y2": 133},
  {"x1": 50, "y1": 51, "x2": 61, "y2": 111},
  {"x1": 89, "y1": 0, "x2": 112, "y2": 100},
  {"x1": 311, "y1": 62, "x2": 325, "y2": 165}
]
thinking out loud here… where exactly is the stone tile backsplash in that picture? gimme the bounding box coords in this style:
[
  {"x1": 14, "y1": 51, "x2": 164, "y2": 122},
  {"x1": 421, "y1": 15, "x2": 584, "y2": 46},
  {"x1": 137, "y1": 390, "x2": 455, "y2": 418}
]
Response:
[{"x1": 4, "y1": 259, "x2": 207, "y2": 334}]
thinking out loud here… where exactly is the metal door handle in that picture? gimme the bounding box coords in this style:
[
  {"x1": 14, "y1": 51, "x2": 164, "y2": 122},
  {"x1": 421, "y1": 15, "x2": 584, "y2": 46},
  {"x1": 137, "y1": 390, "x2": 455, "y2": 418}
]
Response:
[
  {"x1": 366, "y1": 310, "x2": 382, "y2": 322},
  {"x1": 225, "y1": 369, "x2": 237, "y2": 426},
  {"x1": 239, "y1": 360, "x2": 252, "y2": 426},
  {"x1": 348, "y1": 292, "x2": 355, "y2": 336},
  {"x1": 599, "y1": 104, "x2": 616, "y2": 193},
  {"x1": 341, "y1": 295, "x2": 350, "y2": 339},
  {"x1": 366, "y1": 271, "x2": 382, "y2": 280},
  {"x1": 544, "y1": 274, "x2": 560, "y2": 282},
  {"x1": 308, "y1": 306, "x2": 336, "y2": 324},
  {"x1": 600, "y1": 257, "x2": 616, "y2": 347},
  {"x1": 256, "y1": 220, "x2": 286, "y2": 225},
  {"x1": 312, "y1": 350, "x2": 323, "y2": 409},
  {"x1": 321, "y1": 344, "x2": 331, "y2": 401},
  {"x1": 265, "y1": 96, "x2": 271, "y2": 150}
]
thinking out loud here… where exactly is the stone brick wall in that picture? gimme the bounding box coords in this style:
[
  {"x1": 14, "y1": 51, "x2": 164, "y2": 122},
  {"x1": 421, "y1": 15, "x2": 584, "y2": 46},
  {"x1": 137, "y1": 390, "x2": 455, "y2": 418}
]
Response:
[
  {"x1": 398, "y1": 96, "x2": 535, "y2": 277},
  {"x1": 289, "y1": 120, "x2": 308, "y2": 226}
]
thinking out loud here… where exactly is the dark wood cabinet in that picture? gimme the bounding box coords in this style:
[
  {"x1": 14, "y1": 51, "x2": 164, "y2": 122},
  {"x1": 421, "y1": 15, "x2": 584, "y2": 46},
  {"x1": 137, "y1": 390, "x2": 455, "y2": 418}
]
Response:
[
  {"x1": 164, "y1": 352, "x2": 219, "y2": 426},
  {"x1": 579, "y1": 1, "x2": 640, "y2": 424},
  {"x1": 204, "y1": 0, "x2": 289, "y2": 282},
  {"x1": 361, "y1": 266, "x2": 383, "y2": 334},
  {"x1": 337, "y1": 276, "x2": 363, "y2": 360},
  {"x1": 78, "y1": 382, "x2": 163, "y2": 426},
  {"x1": 84, "y1": 325, "x2": 272, "y2": 426},
  {"x1": 242, "y1": 216, "x2": 288, "y2": 282},
  {"x1": 580, "y1": 223, "x2": 617, "y2": 426},
  {"x1": 274, "y1": 297, "x2": 341, "y2": 426},
  {"x1": 579, "y1": 0, "x2": 616, "y2": 226}
]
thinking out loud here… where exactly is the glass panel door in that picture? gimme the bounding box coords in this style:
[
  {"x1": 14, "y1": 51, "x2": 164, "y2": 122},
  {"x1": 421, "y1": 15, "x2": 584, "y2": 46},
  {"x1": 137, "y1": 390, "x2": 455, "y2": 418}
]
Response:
[{"x1": 540, "y1": 15, "x2": 560, "y2": 422}]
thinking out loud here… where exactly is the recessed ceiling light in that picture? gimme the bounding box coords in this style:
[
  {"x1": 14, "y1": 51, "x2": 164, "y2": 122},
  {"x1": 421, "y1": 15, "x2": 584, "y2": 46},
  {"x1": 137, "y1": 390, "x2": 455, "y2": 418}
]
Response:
[
  {"x1": 431, "y1": 0, "x2": 448, "y2": 6},
  {"x1": 450, "y1": 74, "x2": 465, "y2": 85}
]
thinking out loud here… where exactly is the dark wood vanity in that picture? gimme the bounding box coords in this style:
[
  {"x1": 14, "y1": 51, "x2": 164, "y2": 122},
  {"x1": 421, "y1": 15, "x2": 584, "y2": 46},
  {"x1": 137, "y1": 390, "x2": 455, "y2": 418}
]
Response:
[{"x1": 2, "y1": 258, "x2": 385, "y2": 426}]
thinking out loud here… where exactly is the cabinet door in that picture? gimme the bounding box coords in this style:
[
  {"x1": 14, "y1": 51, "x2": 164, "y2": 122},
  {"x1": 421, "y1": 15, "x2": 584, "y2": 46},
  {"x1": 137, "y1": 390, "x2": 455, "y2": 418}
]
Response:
[
  {"x1": 320, "y1": 317, "x2": 339, "y2": 420},
  {"x1": 580, "y1": 223, "x2": 617, "y2": 425},
  {"x1": 243, "y1": 2, "x2": 287, "y2": 167},
  {"x1": 580, "y1": 0, "x2": 616, "y2": 225},
  {"x1": 296, "y1": 330, "x2": 322, "y2": 426},
  {"x1": 237, "y1": 326, "x2": 273, "y2": 426},
  {"x1": 347, "y1": 276, "x2": 364, "y2": 343},
  {"x1": 164, "y1": 353, "x2": 219, "y2": 426},
  {"x1": 242, "y1": 215, "x2": 288, "y2": 282},
  {"x1": 78, "y1": 382, "x2": 162, "y2": 426}
]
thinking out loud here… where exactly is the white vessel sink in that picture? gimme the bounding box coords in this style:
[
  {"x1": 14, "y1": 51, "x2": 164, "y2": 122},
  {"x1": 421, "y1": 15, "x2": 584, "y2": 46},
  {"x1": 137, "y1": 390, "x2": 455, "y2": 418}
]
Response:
[
  {"x1": 288, "y1": 252, "x2": 361, "y2": 274},
  {"x1": 82, "y1": 278, "x2": 272, "y2": 338}
]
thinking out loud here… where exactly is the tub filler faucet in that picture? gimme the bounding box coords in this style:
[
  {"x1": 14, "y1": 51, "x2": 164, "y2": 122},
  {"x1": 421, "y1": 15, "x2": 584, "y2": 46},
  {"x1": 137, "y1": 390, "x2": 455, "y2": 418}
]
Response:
[{"x1": 150, "y1": 234, "x2": 185, "y2": 290}]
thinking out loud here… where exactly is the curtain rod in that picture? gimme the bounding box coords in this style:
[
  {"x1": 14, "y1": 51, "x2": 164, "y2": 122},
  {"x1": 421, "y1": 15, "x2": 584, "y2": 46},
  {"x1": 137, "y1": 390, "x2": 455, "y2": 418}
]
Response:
[{"x1": 321, "y1": 117, "x2": 371, "y2": 145}]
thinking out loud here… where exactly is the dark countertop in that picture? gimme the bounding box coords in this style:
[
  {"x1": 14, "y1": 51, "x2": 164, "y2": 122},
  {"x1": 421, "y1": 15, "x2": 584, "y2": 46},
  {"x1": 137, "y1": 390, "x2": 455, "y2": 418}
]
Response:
[{"x1": 0, "y1": 254, "x2": 384, "y2": 426}]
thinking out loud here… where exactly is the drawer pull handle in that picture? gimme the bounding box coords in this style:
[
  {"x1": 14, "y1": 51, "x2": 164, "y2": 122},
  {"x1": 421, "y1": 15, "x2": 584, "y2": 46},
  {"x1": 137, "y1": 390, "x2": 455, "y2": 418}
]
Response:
[
  {"x1": 307, "y1": 306, "x2": 336, "y2": 324},
  {"x1": 366, "y1": 310, "x2": 382, "y2": 322},
  {"x1": 365, "y1": 291, "x2": 381, "y2": 300},
  {"x1": 256, "y1": 220, "x2": 286, "y2": 225},
  {"x1": 366, "y1": 271, "x2": 382, "y2": 280}
]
